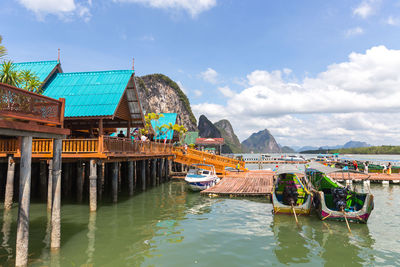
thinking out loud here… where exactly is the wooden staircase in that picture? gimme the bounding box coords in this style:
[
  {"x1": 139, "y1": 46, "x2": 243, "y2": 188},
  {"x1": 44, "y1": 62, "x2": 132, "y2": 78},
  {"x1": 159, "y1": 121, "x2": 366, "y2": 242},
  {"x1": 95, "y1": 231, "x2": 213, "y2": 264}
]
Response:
[{"x1": 172, "y1": 147, "x2": 246, "y2": 174}]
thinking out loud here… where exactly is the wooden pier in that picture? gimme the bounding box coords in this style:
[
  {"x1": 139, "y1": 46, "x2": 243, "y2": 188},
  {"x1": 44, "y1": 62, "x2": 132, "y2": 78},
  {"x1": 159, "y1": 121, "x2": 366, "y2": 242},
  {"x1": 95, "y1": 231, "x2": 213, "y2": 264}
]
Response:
[{"x1": 200, "y1": 170, "x2": 274, "y2": 197}]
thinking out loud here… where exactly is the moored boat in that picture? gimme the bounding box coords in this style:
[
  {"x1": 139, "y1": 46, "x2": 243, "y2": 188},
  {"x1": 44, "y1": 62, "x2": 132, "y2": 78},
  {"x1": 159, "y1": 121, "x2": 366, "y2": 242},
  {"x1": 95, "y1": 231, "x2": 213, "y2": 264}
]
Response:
[
  {"x1": 306, "y1": 162, "x2": 374, "y2": 223},
  {"x1": 272, "y1": 165, "x2": 313, "y2": 216},
  {"x1": 184, "y1": 164, "x2": 220, "y2": 191}
]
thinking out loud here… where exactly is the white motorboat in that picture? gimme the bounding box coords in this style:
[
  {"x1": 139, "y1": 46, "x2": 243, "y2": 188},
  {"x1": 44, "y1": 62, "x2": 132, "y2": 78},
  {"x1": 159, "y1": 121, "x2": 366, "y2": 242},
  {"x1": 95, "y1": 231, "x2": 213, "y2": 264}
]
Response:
[{"x1": 184, "y1": 164, "x2": 220, "y2": 191}]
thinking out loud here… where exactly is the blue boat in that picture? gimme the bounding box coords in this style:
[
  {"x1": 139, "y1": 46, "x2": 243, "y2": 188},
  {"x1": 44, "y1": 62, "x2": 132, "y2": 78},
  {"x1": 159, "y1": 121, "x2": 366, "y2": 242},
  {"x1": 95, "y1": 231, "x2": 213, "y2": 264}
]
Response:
[{"x1": 184, "y1": 164, "x2": 220, "y2": 191}]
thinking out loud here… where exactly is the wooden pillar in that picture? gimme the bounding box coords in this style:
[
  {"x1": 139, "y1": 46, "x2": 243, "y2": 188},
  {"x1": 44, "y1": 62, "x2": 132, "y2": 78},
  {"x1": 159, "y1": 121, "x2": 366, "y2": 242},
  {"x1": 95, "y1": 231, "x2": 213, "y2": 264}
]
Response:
[
  {"x1": 128, "y1": 161, "x2": 134, "y2": 196},
  {"x1": 77, "y1": 162, "x2": 84, "y2": 203},
  {"x1": 39, "y1": 161, "x2": 47, "y2": 201},
  {"x1": 157, "y1": 159, "x2": 162, "y2": 185},
  {"x1": 112, "y1": 162, "x2": 118, "y2": 203},
  {"x1": 47, "y1": 160, "x2": 53, "y2": 212},
  {"x1": 15, "y1": 136, "x2": 32, "y2": 267},
  {"x1": 151, "y1": 159, "x2": 157, "y2": 187},
  {"x1": 146, "y1": 160, "x2": 151, "y2": 186},
  {"x1": 141, "y1": 160, "x2": 146, "y2": 191},
  {"x1": 99, "y1": 118, "x2": 103, "y2": 136},
  {"x1": 97, "y1": 162, "x2": 104, "y2": 201},
  {"x1": 4, "y1": 155, "x2": 15, "y2": 210},
  {"x1": 89, "y1": 160, "x2": 97, "y2": 212},
  {"x1": 168, "y1": 160, "x2": 172, "y2": 177},
  {"x1": 51, "y1": 139, "x2": 62, "y2": 250},
  {"x1": 127, "y1": 120, "x2": 131, "y2": 139},
  {"x1": 160, "y1": 158, "x2": 165, "y2": 183}
]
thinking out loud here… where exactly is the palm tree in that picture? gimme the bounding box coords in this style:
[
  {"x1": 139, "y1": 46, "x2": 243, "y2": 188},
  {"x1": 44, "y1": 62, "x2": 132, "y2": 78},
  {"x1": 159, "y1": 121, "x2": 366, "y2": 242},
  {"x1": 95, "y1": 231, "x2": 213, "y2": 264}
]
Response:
[
  {"x1": 161, "y1": 123, "x2": 175, "y2": 144},
  {"x1": 175, "y1": 125, "x2": 188, "y2": 145},
  {"x1": 0, "y1": 60, "x2": 19, "y2": 86},
  {"x1": 0, "y1": 36, "x2": 6, "y2": 59},
  {"x1": 19, "y1": 70, "x2": 42, "y2": 93}
]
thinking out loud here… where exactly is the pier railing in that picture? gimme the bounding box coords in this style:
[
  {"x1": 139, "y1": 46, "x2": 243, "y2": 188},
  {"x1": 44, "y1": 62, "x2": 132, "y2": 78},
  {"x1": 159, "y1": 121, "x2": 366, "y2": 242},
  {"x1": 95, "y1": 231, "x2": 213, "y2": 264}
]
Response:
[
  {"x1": 0, "y1": 83, "x2": 65, "y2": 125},
  {"x1": 172, "y1": 147, "x2": 246, "y2": 173},
  {"x1": 0, "y1": 136, "x2": 173, "y2": 158}
]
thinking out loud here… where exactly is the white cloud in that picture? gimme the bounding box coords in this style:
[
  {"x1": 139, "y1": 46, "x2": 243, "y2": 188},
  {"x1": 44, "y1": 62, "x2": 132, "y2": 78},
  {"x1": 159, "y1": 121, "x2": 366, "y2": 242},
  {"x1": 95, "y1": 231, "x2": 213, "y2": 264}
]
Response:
[
  {"x1": 17, "y1": 0, "x2": 92, "y2": 21},
  {"x1": 346, "y1": 27, "x2": 364, "y2": 37},
  {"x1": 193, "y1": 46, "x2": 400, "y2": 146},
  {"x1": 194, "y1": 90, "x2": 203, "y2": 97},
  {"x1": 353, "y1": 0, "x2": 378, "y2": 19},
  {"x1": 386, "y1": 16, "x2": 400, "y2": 26},
  {"x1": 200, "y1": 68, "x2": 218, "y2": 84},
  {"x1": 218, "y1": 86, "x2": 234, "y2": 97},
  {"x1": 114, "y1": 0, "x2": 216, "y2": 17}
]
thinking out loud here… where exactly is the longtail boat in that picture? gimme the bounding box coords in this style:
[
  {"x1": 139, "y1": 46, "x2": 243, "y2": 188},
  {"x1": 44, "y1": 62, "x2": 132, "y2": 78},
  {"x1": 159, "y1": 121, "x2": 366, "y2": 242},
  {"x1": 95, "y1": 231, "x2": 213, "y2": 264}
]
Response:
[
  {"x1": 306, "y1": 162, "x2": 374, "y2": 223},
  {"x1": 272, "y1": 165, "x2": 313, "y2": 217}
]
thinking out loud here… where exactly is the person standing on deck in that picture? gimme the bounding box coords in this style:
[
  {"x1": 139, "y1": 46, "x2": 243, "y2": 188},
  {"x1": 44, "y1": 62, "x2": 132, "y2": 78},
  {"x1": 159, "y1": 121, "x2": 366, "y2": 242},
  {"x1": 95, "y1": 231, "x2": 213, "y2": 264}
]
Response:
[
  {"x1": 387, "y1": 162, "x2": 392, "y2": 174},
  {"x1": 364, "y1": 161, "x2": 369, "y2": 174},
  {"x1": 353, "y1": 160, "x2": 358, "y2": 171}
]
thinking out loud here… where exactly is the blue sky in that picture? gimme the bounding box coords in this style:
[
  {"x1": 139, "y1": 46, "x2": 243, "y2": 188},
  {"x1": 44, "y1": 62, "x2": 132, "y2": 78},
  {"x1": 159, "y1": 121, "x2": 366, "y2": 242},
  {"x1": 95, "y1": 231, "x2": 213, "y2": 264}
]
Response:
[{"x1": 2, "y1": 0, "x2": 400, "y2": 146}]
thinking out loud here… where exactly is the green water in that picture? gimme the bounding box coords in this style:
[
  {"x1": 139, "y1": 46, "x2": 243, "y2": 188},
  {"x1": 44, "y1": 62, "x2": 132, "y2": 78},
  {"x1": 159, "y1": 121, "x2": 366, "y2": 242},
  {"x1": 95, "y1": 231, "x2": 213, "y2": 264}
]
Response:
[{"x1": 0, "y1": 182, "x2": 399, "y2": 266}]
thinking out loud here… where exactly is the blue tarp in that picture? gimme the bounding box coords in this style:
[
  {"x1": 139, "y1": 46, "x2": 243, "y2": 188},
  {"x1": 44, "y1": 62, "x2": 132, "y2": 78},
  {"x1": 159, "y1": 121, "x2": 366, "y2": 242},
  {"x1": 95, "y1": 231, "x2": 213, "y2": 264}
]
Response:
[{"x1": 151, "y1": 113, "x2": 177, "y2": 140}]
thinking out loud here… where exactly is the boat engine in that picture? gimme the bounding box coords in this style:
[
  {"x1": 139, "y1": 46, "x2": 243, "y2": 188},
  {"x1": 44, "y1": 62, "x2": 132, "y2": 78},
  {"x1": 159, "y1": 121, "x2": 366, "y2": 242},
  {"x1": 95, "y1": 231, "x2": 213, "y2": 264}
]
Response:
[
  {"x1": 283, "y1": 186, "x2": 298, "y2": 206},
  {"x1": 332, "y1": 188, "x2": 348, "y2": 211}
]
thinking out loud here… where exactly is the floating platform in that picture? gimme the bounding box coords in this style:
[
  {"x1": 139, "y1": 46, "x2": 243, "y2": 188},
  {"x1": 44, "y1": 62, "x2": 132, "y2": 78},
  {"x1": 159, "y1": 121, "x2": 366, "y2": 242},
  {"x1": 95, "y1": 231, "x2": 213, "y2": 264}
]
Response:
[
  {"x1": 330, "y1": 172, "x2": 400, "y2": 182},
  {"x1": 200, "y1": 170, "x2": 274, "y2": 197}
]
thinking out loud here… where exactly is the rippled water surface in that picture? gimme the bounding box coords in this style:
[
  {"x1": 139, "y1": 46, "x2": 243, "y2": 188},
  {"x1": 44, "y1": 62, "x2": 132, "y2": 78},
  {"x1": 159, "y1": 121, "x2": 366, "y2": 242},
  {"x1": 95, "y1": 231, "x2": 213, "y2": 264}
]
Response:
[{"x1": 0, "y1": 182, "x2": 398, "y2": 266}]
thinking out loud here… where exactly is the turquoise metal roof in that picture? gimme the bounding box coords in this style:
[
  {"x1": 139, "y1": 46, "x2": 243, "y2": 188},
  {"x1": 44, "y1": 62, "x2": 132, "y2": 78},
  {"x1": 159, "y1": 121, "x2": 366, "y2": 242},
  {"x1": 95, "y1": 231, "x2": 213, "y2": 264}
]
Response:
[
  {"x1": 13, "y1": 60, "x2": 59, "y2": 82},
  {"x1": 43, "y1": 70, "x2": 134, "y2": 118},
  {"x1": 152, "y1": 113, "x2": 177, "y2": 140}
]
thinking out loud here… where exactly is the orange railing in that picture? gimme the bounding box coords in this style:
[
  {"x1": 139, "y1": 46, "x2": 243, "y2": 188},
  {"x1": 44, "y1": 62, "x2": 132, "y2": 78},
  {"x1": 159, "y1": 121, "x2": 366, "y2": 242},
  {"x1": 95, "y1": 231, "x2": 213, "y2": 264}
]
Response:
[
  {"x1": 0, "y1": 139, "x2": 18, "y2": 154},
  {"x1": 173, "y1": 147, "x2": 246, "y2": 173},
  {"x1": 0, "y1": 83, "x2": 65, "y2": 125},
  {"x1": 0, "y1": 137, "x2": 173, "y2": 158}
]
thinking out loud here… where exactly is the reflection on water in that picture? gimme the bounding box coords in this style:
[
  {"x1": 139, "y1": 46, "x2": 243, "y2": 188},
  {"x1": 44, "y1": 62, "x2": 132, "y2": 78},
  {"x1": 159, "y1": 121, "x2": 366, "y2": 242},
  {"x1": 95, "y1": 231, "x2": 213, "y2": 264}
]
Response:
[{"x1": 0, "y1": 182, "x2": 398, "y2": 266}]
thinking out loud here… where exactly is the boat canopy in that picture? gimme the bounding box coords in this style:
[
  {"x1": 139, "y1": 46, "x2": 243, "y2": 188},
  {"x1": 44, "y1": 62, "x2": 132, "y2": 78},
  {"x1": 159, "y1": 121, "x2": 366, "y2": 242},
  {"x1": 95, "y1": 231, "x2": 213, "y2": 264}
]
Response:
[
  {"x1": 306, "y1": 161, "x2": 342, "y2": 174},
  {"x1": 275, "y1": 165, "x2": 305, "y2": 175}
]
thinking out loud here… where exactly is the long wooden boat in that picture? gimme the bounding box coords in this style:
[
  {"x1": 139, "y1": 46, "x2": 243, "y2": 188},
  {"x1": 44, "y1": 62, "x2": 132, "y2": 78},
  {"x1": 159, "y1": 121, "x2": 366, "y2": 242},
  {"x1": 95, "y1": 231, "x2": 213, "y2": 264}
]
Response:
[
  {"x1": 272, "y1": 165, "x2": 313, "y2": 216},
  {"x1": 306, "y1": 162, "x2": 374, "y2": 223}
]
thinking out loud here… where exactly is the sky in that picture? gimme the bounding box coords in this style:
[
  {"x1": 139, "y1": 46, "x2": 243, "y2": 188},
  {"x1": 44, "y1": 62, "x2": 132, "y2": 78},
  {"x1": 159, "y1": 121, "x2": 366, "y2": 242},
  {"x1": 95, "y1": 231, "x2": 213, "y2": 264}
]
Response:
[{"x1": 1, "y1": 0, "x2": 400, "y2": 147}]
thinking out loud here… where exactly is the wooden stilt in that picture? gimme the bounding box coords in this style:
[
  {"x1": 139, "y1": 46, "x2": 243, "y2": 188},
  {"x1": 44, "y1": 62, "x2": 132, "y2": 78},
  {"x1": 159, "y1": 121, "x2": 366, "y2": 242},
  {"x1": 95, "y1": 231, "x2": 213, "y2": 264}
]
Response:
[
  {"x1": 128, "y1": 161, "x2": 134, "y2": 196},
  {"x1": 77, "y1": 161, "x2": 84, "y2": 203},
  {"x1": 151, "y1": 159, "x2": 157, "y2": 187},
  {"x1": 15, "y1": 136, "x2": 32, "y2": 267},
  {"x1": 141, "y1": 160, "x2": 146, "y2": 191},
  {"x1": 146, "y1": 160, "x2": 151, "y2": 186},
  {"x1": 160, "y1": 158, "x2": 165, "y2": 183},
  {"x1": 47, "y1": 160, "x2": 53, "y2": 212},
  {"x1": 168, "y1": 160, "x2": 172, "y2": 177},
  {"x1": 89, "y1": 160, "x2": 97, "y2": 212},
  {"x1": 118, "y1": 162, "x2": 122, "y2": 193},
  {"x1": 165, "y1": 159, "x2": 169, "y2": 181},
  {"x1": 157, "y1": 159, "x2": 162, "y2": 185},
  {"x1": 97, "y1": 162, "x2": 104, "y2": 201},
  {"x1": 51, "y1": 139, "x2": 62, "y2": 250},
  {"x1": 4, "y1": 155, "x2": 15, "y2": 210},
  {"x1": 39, "y1": 161, "x2": 47, "y2": 201},
  {"x1": 112, "y1": 162, "x2": 118, "y2": 203}
]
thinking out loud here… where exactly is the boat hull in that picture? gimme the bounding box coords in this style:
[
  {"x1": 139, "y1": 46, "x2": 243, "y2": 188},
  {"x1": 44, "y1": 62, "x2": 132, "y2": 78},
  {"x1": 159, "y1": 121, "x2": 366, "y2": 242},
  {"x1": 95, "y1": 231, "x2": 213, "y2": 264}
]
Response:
[
  {"x1": 272, "y1": 190, "x2": 313, "y2": 216},
  {"x1": 185, "y1": 177, "x2": 220, "y2": 191},
  {"x1": 314, "y1": 191, "x2": 374, "y2": 223}
]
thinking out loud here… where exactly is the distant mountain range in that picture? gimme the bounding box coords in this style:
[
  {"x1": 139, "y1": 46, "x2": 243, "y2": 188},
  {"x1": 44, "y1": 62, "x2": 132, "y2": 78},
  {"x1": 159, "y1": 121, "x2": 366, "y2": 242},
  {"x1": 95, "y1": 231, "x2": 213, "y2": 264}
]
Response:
[{"x1": 291, "y1": 141, "x2": 371, "y2": 152}]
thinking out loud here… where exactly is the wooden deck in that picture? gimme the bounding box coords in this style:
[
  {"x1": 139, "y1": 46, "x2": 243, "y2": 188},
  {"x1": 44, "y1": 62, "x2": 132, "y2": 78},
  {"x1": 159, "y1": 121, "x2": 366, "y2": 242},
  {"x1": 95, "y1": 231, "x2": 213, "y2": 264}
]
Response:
[
  {"x1": 200, "y1": 170, "x2": 274, "y2": 197},
  {"x1": 330, "y1": 172, "x2": 400, "y2": 181}
]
